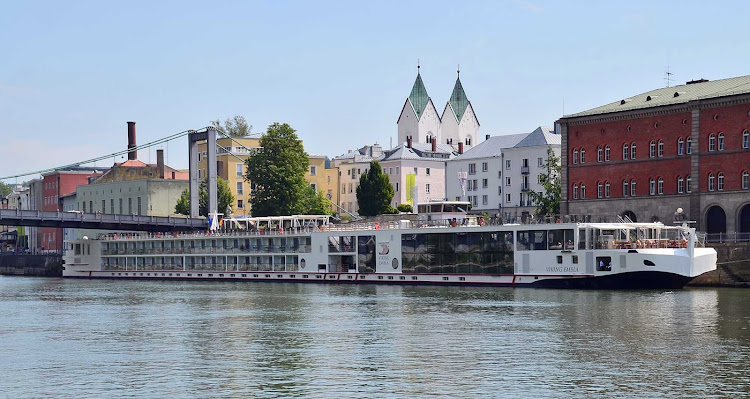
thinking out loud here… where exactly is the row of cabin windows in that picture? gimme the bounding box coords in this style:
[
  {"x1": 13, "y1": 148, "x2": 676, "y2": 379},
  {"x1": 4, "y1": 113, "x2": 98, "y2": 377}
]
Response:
[
  {"x1": 571, "y1": 171, "x2": 750, "y2": 199},
  {"x1": 572, "y1": 130, "x2": 750, "y2": 165}
]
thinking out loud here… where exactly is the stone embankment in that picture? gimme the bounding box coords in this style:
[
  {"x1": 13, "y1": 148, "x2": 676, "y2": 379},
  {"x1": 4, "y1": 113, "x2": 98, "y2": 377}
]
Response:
[
  {"x1": 689, "y1": 243, "x2": 750, "y2": 287},
  {"x1": 0, "y1": 255, "x2": 63, "y2": 277}
]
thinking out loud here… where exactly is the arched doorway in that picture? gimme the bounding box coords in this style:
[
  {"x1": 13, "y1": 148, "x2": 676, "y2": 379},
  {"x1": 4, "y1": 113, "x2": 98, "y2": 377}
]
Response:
[
  {"x1": 705, "y1": 206, "x2": 727, "y2": 235},
  {"x1": 621, "y1": 210, "x2": 637, "y2": 222},
  {"x1": 739, "y1": 204, "x2": 750, "y2": 234}
]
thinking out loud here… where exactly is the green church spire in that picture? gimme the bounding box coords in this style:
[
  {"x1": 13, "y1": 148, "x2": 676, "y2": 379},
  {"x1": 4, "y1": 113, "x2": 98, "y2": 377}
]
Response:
[
  {"x1": 409, "y1": 69, "x2": 430, "y2": 120},
  {"x1": 449, "y1": 69, "x2": 469, "y2": 122}
]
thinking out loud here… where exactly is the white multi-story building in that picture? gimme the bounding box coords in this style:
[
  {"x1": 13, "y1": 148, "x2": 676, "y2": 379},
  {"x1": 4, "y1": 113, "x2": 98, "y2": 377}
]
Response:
[
  {"x1": 331, "y1": 144, "x2": 384, "y2": 215},
  {"x1": 446, "y1": 126, "x2": 561, "y2": 219},
  {"x1": 380, "y1": 141, "x2": 456, "y2": 208}
]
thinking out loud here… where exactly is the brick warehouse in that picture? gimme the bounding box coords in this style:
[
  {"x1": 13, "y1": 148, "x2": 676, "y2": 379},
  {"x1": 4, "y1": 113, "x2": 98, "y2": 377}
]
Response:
[{"x1": 557, "y1": 75, "x2": 750, "y2": 236}]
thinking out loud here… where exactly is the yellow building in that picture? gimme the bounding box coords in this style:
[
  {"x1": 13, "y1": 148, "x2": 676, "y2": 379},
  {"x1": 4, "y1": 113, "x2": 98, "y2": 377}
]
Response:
[
  {"x1": 198, "y1": 136, "x2": 260, "y2": 216},
  {"x1": 305, "y1": 155, "x2": 339, "y2": 211}
]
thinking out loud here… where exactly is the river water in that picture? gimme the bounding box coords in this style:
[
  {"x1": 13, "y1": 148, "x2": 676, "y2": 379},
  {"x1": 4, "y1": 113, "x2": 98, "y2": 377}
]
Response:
[{"x1": 0, "y1": 277, "x2": 748, "y2": 398}]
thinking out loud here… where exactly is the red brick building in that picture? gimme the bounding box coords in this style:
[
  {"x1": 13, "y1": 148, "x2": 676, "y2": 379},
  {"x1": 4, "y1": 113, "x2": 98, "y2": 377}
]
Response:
[
  {"x1": 40, "y1": 167, "x2": 102, "y2": 252},
  {"x1": 557, "y1": 76, "x2": 750, "y2": 236}
]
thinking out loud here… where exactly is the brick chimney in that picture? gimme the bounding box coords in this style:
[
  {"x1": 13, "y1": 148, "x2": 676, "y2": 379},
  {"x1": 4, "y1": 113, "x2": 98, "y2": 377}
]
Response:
[
  {"x1": 407, "y1": 136, "x2": 412, "y2": 149},
  {"x1": 127, "y1": 121, "x2": 137, "y2": 160},
  {"x1": 458, "y1": 142, "x2": 464, "y2": 154},
  {"x1": 156, "y1": 149, "x2": 165, "y2": 179},
  {"x1": 431, "y1": 139, "x2": 437, "y2": 152}
]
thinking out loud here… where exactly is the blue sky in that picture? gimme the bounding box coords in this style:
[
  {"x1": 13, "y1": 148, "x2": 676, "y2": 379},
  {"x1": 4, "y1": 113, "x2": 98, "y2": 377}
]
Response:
[{"x1": 3, "y1": 0, "x2": 750, "y2": 182}]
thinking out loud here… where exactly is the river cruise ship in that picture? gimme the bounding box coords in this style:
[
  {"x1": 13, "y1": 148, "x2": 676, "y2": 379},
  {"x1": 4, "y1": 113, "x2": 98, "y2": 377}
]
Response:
[{"x1": 63, "y1": 207, "x2": 717, "y2": 289}]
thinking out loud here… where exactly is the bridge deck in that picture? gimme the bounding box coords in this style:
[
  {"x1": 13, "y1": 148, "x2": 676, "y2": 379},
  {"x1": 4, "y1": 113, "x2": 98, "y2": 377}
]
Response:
[{"x1": 0, "y1": 209, "x2": 207, "y2": 232}]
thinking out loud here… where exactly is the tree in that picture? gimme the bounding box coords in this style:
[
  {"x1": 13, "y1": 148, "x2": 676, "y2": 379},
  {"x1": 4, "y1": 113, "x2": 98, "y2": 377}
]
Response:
[
  {"x1": 245, "y1": 122, "x2": 329, "y2": 216},
  {"x1": 528, "y1": 147, "x2": 562, "y2": 216},
  {"x1": 0, "y1": 182, "x2": 11, "y2": 197},
  {"x1": 211, "y1": 115, "x2": 252, "y2": 137},
  {"x1": 174, "y1": 177, "x2": 235, "y2": 217},
  {"x1": 356, "y1": 161, "x2": 395, "y2": 216}
]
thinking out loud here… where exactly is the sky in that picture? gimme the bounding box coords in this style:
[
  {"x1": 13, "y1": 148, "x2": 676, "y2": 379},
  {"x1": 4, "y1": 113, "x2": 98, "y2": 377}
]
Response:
[{"x1": 3, "y1": 0, "x2": 750, "y2": 183}]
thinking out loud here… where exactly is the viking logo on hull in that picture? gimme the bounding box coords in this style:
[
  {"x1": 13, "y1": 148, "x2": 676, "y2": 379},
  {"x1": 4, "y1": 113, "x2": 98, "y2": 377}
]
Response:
[{"x1": 379, "y1": 244, "x2": 389, "y2": 255}]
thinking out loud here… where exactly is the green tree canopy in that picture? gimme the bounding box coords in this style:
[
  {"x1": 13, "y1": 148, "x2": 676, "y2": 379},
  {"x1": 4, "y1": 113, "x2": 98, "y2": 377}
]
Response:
[
  {"x1": 356, "y1": 161, "x2": 395, "y2": 216},
  {"x1": 528, "y1": 147, "x2": 561, "y2": 216},
  {"x1": 211, "y1": 115, "x2": 252, "y2": 137},
  {"x1": 0, "y1": 182, "x2": 12, "y2": 197},
  {"x1": 174, "y1": 177, "x2": 235, "y2": 217},
  {"x1": 245, "y1": 122, "x2": 330, "y2": 216}
]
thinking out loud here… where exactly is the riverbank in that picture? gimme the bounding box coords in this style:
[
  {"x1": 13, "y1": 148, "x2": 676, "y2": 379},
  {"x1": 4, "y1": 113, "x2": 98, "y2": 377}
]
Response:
[{"x1": 0, "y1": 254, "x2": 62, "y2": 277}]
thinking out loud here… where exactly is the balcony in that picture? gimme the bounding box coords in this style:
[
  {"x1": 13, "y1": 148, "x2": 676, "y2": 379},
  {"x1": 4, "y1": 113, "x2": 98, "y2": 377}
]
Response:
[
  {"x1": 521, "y1": 185, "x2": 530, "y2": 192},
  {"x1": 521, "y1": 166, "x2": 530, "y2": 174}
]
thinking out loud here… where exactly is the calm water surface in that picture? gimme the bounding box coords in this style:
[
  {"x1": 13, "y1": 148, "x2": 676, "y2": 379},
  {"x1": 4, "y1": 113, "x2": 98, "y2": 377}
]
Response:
[{"x1": 0, "y1": 276, "x2": 749, "y2": 398}]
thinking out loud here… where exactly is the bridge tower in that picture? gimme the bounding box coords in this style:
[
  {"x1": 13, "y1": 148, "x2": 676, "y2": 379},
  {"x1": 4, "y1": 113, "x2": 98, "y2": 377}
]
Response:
[{"x1": 187, "y1": 127, "x2": 218, "y2": 219}]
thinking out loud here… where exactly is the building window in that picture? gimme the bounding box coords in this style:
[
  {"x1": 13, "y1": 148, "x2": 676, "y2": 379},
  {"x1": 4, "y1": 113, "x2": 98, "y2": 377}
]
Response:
[
  {"x1": 498, "y1": 186, "x2": 502, "y2": 195},
  {"x1": 483, "y1": 179, "x2": 488, "y2": 188},
  {"x1": 649, "y1": 178, "x2": 656, "y2": 195},
  {"x1": 677, "y1": 138, "x2": 684, "y2": 155},
  {"x1": 718, "y1": 133, "x2": 725, "y2": 151},
  {"x1": 573, "y1": 184, "x2": 579, "y2": 199},
  {"x1": 237, "y1": 199, "x2": 244, "y2": 209},
  {"x1": 110, "y1": 199, "x2": 114, "y2": 214},
  {"x1": 677, "y1": 177, "x2": 684, "y2": 193},
  {"x1": 482, "y1": 162, "x2": 488, "y2": 171},
  {"x1": 708, "y1": 173, "x2": 715, "y2": 191},
  {"x1": 469, "y1": 163, "x2": 476, "y2": 174},
  {"x1": 426, "y1": 168, "x2": 431, "y2": 176},
  {"x1": 649, "y1": 141, "x2": 656, "y2": 158},
  {"x1": 622, "y1": 180, "x2": 628, "y2": 197},
  {"x1": 137, "y1": 197, "x2": 142, "y2": 215},
  {"x1": 309, "y1": 165, "x2": 316, "y2": 176},
  {"x1": 198, "y1": 169, "x2": 203, "y2": 179},
  {"x1": 537, "y1": 175, "x2": 543, "y2": 184},
  {"x1": 506, "y1": 177, "x2": 511, "y2": 186},
  {"x1": 498, "y1": 170, "x2": 502, "y2": 178},
  {"x1": 396, "y1": 167, "x2": 400, "y2": 174},
  {"x1": 482, "y1": 195, "x2": 488, "y2": 205},
  {"x1": 597, "y1": 146, "x2": 603, "y2": 162},
  {"x1": 709, "y1": 134, "x2": 716, "y2": 152},
  {"x1": 580, "y1": 148, "x2": 586, "y2": 163},
  {"x1": 389, "y1": 167, "x2": 393, "y2": 174},
  {"x1": 686, "y1": 175, "x2": 692, "y2": 193},
  {"x1": 686, "y1": 137, "x2": 692, "y2": 154},
  {"x1": 425, "y1": 184, "x2": 430, "y2": 194},
  {"x1": 743, "y1": 171, "x2": 749, "y2": 190},
  {"x1": 395, "y1": 182, "x2": 399, "y2": 192},
  {"x1": 658, "y1": 140, "x2": 664, "y2": 157},
  {"x1": 604, "y1": 145, "x2": 610, "y2": 162},
  {"x1": 630, "y1": 142, "x2": 637, "y2": 159},
  {"x1": 236, "y1": 182, "x2": 244, "y2": 195},
  {"x1": 349, "y1": 183, "x2": 353, "y2": 193},
  {"x1": 537, "y1": 158, "x2": 543, "y2": 167},
  {"x1": 631, "y1": 179, "x2": 636, "y2": 196},
  {"x1": 236, "y1": 164, "x2": 243, "y2": 178},
  {"x1": 622, "y1": 143, "x2": 629, "y2": 160},
  {"x1": 506, "y1": 160, "x2": 511, "y2": 170},
  {"x1": 718, "y1": 172, "x2": 724, "y2": 191},
  {"x1": 572, "y1": 149, "x2": 579, "y2": 164},
  {"x1": 341, "y1": 184, "x2": 345, "y2": 194},
  {"x1": 311, "y1": 183, "x2": 317, "y2": 192},
  {"x1": 580, "y1": 184, "x2": 586, "y2": 199},
  {"x1": 658, "y1": 177, "x2": 664, "y2": 195},
  {"x1": 744, "y1": 130, "x2": 750, "y2": 149},
  {"x1": 506, "y1": 193, "x2": 511, "y2": 203},
  {"x1": 605, "y1": 181, "x2": 610, "y2": 198},
  {"x1": 597, "y1": 181, "x2": 603, "y2": 198}
]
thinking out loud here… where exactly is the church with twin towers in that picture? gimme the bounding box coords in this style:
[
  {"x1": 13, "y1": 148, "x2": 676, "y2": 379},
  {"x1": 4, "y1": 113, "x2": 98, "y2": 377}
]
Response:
[{"x1": 397, "y1": 66, "x2": 480, "y2": 150}]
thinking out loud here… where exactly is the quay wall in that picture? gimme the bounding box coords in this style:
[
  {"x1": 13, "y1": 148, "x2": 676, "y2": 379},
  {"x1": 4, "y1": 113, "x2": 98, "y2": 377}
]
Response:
[
  {"x1": 0, "y1": 255, "x2": 63, "y2": 277},
  {"x1": 689, "y1": 243, "x2": 750, "y2": 287}
]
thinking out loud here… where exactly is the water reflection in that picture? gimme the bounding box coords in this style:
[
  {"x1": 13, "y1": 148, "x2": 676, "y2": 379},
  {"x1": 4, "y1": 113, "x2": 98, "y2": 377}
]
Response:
[{"x1": 0, "y1": 276, "x2": 749, "y2": 398}]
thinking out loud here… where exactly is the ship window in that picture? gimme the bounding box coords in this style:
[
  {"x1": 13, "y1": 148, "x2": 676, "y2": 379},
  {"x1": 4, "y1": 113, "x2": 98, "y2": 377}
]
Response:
[
  {"x1": 556, "y1": 256, "x2": 563, "y2": 264},
  {"x1": 400, "y1": 276, "x2": 406, "y2": 280},
  {"x1": 517, "y1": 230, "x2": 547, "y2": 251},
  {"x1": 596, "y1": 256, "x2": 612, "y2": 271},
  {"x1": 572, "y1": 255, "x2": 578, "y2": 264},
  {"x1": 459, "y1": 277, "x2": 466, "y2": 281},
  {"x1": 378, "y1": 276, "x2": 384, "y2": 280},
  {"x1": 443, "y1": 277, "x2": 449, "y2": 281},
  {"x1": 412, "y1": 276, "x2": 418, "y2": 280},
  {"x1": 643, "y1": 260, "x2": 655, "y2": 266}
]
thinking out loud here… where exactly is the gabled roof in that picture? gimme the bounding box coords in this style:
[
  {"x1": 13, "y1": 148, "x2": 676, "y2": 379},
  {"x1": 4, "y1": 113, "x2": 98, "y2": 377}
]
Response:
[
  {"x1": 409, "y1": 73, "x2": 430, "y2": 120},
  {"x1": 515, "y1": 126, "x2": 559, "y2": 147},
  {"x1": 448, "y1": 76, "x2": 469, "y2": 122},
  {"x1": 381, "y1": 142, "x2": 457, "y2": 161},
  {"x1": 453, "y1": 133, "x2": 528, "y2": 160},
  {"x1": 565, "y1": 75, "x2": 750, "y2": 118}
]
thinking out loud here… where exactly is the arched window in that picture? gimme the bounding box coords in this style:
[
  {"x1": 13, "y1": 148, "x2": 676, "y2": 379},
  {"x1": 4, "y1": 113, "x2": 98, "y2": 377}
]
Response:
[
  {"x1": 580, "y1": 184, "x2": 586, "y2": 199},
  {"x1": 623, "y1": 143, "x2": 629, "y2": 160},
  {"x1": 597, "y1": 146, "x2": 603, "y2": 162},
  {"x1": 630, "y1": 142, "x2": 637, "y2": 159},
  {"x1": 597, "y1": 181, "x2": 603, "y2": 198},
  {"x1": 677, "y1": 138, "x2": 684, "y2": 155},
  {"x1": 630, "y1": 179, "x2": 637, "y2": 196},
  {"x1": 658, "y1": 177, "x2": 664, "y2": 194},
  {"x1": 677, "y1": 176, "x2": 684, "y2": 193},
  {"x1": 604, "y1": 145, "x2": 610, "y2": 161},
  {"x1": 649, "y1": 178, "x2": 656, "y2": 195},
  {"x1": 623, "y1": 180, "x2": 629, "y2": 196},
  {"x1": 658, "y1": 140, "x2": 664, "y2": 157},
  {"x1": 573, "y1": 183, "x2": 579, "y2": 199},
  {"x1": 718, "y1": 172, "x2": 725, "y2": 190},
  {"x1": 605, "y1": 181, "x2": 611, "y2": 198},
  {"x1": 708, "y1": 173, "x2": 715, "y2": 191},
  {"x1": 572, "y1": 149, "x2": 578, "y2": 164},
  {"x1": 686, "y1": 137, "x2": 692, "y2": 154},
  {"x1": 686, "y1": 175, "x2": 692, "y2": 193},
  {"x1": 743, "y1": 171, "x2": 749, "y2": 190},
  {"x1": 718, "y1": 133, "x2": 725, "y2": 151},
  {"x1": 709, "y1": 134, "x2": 716, "y2": 151},
  {"x1": 580, "y1": 148, "x2": 586, "y2": 163},
  {"x1": 649, "y1": 140, "x2": 656, "y2": 158},
  {"x1": 743, "y1": 130, "x2": 749, "y2": 149}
]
